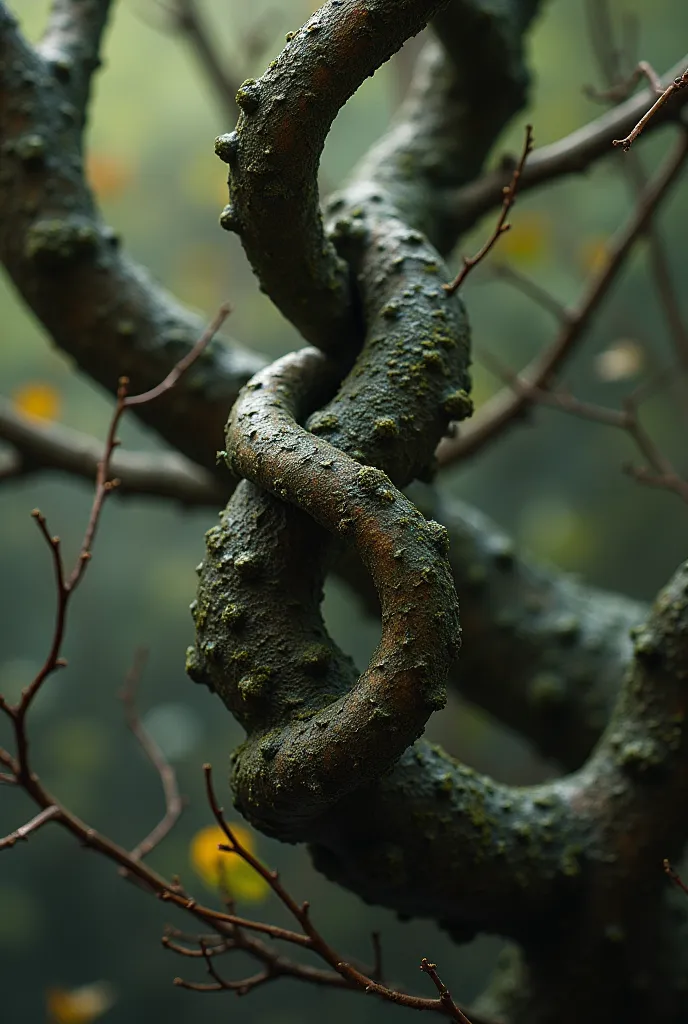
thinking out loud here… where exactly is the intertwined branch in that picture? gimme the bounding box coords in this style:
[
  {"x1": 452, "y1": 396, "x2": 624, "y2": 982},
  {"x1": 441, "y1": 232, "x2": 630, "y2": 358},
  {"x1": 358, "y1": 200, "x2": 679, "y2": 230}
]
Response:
[{"x1": 3, "y1": 1, "x2": 688, "y2": 1023}]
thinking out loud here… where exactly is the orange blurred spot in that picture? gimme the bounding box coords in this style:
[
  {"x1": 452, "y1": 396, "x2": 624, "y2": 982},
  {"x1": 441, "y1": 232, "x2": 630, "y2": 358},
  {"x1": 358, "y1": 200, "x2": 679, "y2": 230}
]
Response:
[
  {"x1": 12, "y1": 382, "x2": 61, "y2": 423},
  {"x1": 190, "y1": 824, "x2": 270, "y2": 902},
  {"x1": 46, "y1": 982, "x2": 115, "y2": 1024},
  {"x1": 87, "y1": 153, "x2": 132, "y2": 199}
]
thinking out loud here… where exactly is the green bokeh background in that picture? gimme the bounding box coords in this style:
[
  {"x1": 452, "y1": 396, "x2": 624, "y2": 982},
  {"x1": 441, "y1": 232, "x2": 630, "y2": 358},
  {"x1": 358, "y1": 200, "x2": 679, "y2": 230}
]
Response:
[{"x1": 1, "y1": 1, "x2": 688, "y2": 1021}]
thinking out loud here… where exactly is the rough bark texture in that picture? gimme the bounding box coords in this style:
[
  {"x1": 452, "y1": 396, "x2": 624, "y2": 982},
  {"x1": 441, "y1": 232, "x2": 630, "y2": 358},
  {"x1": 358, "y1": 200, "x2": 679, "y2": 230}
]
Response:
[{"x1": 3, "y1": 1, "x2": 688, "y2": 1022}]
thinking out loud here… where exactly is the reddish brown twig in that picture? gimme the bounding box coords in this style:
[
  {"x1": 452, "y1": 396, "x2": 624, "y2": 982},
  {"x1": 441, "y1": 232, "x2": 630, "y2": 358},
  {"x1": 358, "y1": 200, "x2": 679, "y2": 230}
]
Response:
[
  {"x1": 0, "y1": 297, "x2": 499, "y2": 1020},
  {"x1": 664, "y1": 859, "x2": 688, "y2": 897},
  {"x1": 444, "y1": 125, "x2": 534, "y2": 295},
  {"x1": 436, "y1": 129, "x2": 688, "y2": 469},
  {"x1": 120, "y1": 649, "x2": 184, "y2": 861},
  {"x1": 0, "y1": 304, "x2": 229, "y2": 806},
  {"x1": 613, "y1": 67, "x2": 688, "y2": 150},
  {"x1": 420, "y1": 960, "x2": 473, "y2": 1024}
]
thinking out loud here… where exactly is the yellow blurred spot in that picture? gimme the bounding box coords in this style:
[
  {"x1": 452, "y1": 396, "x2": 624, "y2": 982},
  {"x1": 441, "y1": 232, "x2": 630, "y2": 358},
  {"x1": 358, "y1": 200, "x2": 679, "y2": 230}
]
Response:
[
  {"x1": 87, "y1": 152, "x2": 132, "y2": 200},
  {"x1": 499, "y1": 212, "x2": 549, "y2": 265},
  {"x1": 579, "y1": 236, "x2": 609, "y2": 275},
  {"x1": 12, "y1": 382, "x2": 61, "y2": 423},
  {"x1": 595, "y1": 339, "x2": 644, "y2": 382},
  {"x1": 47, "y1": 982, "x2": 115, "y2": 1024},
  {"x1": 190, "y1": 824, "x2": 270, "y2": 903}
]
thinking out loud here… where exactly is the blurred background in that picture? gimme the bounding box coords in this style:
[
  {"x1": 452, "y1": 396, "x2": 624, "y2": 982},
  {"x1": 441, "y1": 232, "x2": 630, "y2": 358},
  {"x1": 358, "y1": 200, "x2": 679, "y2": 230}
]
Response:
[{"x1": 2, "y1": 0, "x2": 688, "y2": 1021}]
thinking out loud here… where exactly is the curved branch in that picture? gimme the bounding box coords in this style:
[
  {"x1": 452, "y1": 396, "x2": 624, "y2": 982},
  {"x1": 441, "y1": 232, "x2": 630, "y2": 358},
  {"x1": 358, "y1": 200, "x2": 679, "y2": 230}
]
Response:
[
  {"x1": 222, "y1": 0, "x2": 544, "y2": 353},
  {"x1": 191, "y1": 190, "x2": 472, "y2": 830},
  {"x1": 342, "y1": 492, "x2": 646, "y2": 770},
  {"x1": 219, "y1": 0, "x2": 452, "y2": 354}
]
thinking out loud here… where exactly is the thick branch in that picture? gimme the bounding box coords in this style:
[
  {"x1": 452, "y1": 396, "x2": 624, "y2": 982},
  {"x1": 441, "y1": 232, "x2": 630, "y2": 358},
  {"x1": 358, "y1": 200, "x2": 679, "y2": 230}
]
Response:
[
  {"x1": 0, "y1": 398, "x2": 226, "y2": 504},
  {"x1": 37, "y1": 0, "x2": 112, "y2": 116},
  {"x1": 345, "y1": 0, "x2": 541, "y2": 257},
  {"x1": 0, "y1": 3, "x2": 264, "y2": 471},
  {"x1": 218, "y1": 0, "x2": 452, "y2": 354}
]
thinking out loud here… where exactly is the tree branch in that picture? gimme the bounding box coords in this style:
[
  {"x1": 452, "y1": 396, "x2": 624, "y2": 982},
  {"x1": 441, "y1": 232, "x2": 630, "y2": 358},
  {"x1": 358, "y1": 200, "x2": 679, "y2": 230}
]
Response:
[
  {"x1": 0, "y1": 399, "x2": 225, "y2": 504},
  {"x1": 37, "y1": 0, "x2": 113, "y2": 115},
  {"x1": 436, "y1": 128, "x2": 688, "y2": 468},
  {"x1": 218, "y1": 0, "x2": 452, "y2": 354},
  {"x1": 448, "y1": 54, "x2": 688, "y2": 237},
  {"x1": 0, "y1": 2, "x2": 265, "y2": 471}
]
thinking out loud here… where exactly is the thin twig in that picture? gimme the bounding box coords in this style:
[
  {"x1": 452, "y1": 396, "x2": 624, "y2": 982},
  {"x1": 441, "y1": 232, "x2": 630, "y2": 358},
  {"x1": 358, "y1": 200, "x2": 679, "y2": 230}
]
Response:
[
  {"x1": 0, "y1": 805, "x2": 61, "y2": 849},
  {"x1": 586, "y1": 60, "x2": 663, "y2": 105},
  {"x1": 449, "y1": 54, "x2": 688, "y2": 236},
  {"x1": 120, "y1": 649, "x2": 184, "y2": 861},
  {"x1": 477, "y1": 348, "x2": 688, "y2": 505},
  {"x1": 613, "y1": 67, "x2": 688, "y2": 151},
  {"x1": 1, "y1": 304, "x2": 230, "y2": 788},
  {"x1": 664, "y1": 859, "x2": 688, "y2": 897},
  {"x1": 124, "y1": 304, "x2": 231, "y2": 408},
  {"x1": 444, "y1": 126, "x2": 534, "y2": 295},
  {"x1": 436, "y1": 129, "x2": 688, "y2": 469},
  {"x1": 420, "y1": 960, "x2": 473, "y2": 1024},
  {"x1": 584, "y1": 0, "x2": 688, "y2": 371},
  {"x1": 489, "y1": 263, "x2": 570, "y2": 323}
]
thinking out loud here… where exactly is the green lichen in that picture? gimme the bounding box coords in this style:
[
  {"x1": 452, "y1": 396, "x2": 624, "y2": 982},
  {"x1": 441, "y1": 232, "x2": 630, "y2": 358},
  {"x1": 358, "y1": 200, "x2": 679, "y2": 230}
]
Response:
[
  {"x1": 25, "y1": 217, "x2": 99, "y2": 264},
  {"x1": 443, "y1": 389, "x2": 473, "y2": 420}
]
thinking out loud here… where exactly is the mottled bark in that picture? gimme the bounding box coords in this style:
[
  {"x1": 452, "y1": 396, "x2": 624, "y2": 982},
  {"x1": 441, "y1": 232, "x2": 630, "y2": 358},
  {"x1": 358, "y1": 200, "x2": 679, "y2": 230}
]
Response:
[{"x1": 3, "y1": 2, "x2": 688, "y2": 1022}]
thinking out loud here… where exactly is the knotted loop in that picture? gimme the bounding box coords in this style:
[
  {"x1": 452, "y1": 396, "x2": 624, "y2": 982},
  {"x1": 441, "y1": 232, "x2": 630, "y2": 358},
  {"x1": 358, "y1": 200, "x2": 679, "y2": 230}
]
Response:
[{"x1": 189, "y1": 348, "x2": 462, "y2": 837}]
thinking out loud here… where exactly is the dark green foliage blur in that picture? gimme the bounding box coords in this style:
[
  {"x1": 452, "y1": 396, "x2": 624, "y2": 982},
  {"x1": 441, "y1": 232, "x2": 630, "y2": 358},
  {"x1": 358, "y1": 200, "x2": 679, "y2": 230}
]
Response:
[{"x1": 1, "y1": 0, "x2": 688, "y2": 1020}]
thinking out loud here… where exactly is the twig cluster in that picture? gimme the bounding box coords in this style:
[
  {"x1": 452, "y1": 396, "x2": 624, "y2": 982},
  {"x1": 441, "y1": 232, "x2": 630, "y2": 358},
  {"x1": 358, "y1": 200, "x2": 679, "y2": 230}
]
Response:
[{"x1": 0, "y1": 308, "x2": 488, "y2": 1024}]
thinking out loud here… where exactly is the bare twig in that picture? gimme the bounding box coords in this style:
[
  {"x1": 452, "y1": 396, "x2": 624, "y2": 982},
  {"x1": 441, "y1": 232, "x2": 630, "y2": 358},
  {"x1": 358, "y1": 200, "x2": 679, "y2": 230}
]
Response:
[
  {"x1": 436, "y1": 130, "x2": 688, "y2": 469},
  {"x1": 124, "y1": 304, "x2": 231, "y2": 408},
  {"x1": 449, "y1": 54, "x2": 688, "y2": 237},
  {"x1": 0, "y1": 304, "x2": 229, "y2": 786},
  {"x1": 120, "y1": 649, "x2": 184, "y2": 861},
  {"x1": 477, "y1": 349, "x2": 688, "y2": 506},
  {"x1": 586, "y1": 60, "x2": 663, "y2": 105},
  {"x1": 584, "y1": 0, "x2": 688, "y2": 370},
  {"x1": 420, "y1": 960, "x2": 473, "y2": 1024},
  {"x1": 488, "y1": 263, "x2": 570, "y2": 323},
  {"x1": 444, "y1": 126, "x2": 533, "y2": 295},
  {"x1": 0, "y1": 805, "x2": 61, "y2": 849},
  {"x1": 614, "y1": 67, "x2": 688, "y2": 150},
  {"x1": 664, "y1": 859, "x2": 688, "y2": 898}
]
